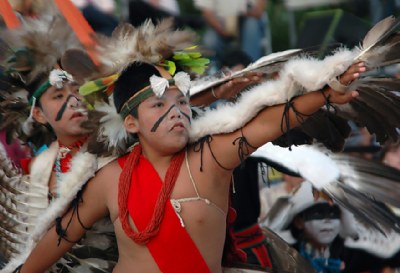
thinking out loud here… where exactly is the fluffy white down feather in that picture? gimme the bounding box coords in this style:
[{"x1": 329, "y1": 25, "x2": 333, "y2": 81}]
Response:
[
  {"x1": 95, "y1": 102, "x2": 129, "y2": 150},
  {"x1": 251, "y1": 143, "x2": 340, "y2": 190}
]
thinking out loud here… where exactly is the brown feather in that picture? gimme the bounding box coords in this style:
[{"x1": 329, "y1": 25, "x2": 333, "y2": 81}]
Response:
[
  {"x1": 0, "y1": 13, "x2": 82, "y2": 84},
  {"x1": 360, "y1": 16, "x2": 399, "y2": 51},
  {"x1": 61, "y1": 48, "x2": 98, "y2": 84},
  {"x1": 356, "y1": 16, "x2": 400, "y2": 68}
]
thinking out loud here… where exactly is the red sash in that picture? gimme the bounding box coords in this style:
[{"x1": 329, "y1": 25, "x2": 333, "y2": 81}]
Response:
[{"x1": 118, "y1": 154, "x2": 210, "y2": 273}]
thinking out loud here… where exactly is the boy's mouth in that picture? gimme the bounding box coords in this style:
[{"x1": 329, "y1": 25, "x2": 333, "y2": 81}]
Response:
[
  {"x1": 171, "y1": 122, "x2": 185, "y2": 130},
  {"x1": 70, "y1": 111, "x2": 86, "y2": 119}
]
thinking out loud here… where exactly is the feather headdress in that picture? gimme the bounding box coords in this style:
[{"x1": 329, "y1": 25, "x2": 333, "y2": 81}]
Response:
[
  {"x1": 62, "y1": 18, "x2": 208, "y2": 83},
  {"x1": 62, "y1": 19, "x2": 208, "y2": 156},
  {"x1": 0, "y1": 11, "x2": 83, "y2": 150}
]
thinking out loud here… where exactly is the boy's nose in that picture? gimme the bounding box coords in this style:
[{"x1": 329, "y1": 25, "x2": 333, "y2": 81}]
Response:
[
  {"x1": 68, "y1": 95, "x2": 81, "y2": 108},
  {"x1": 169, "y1": 105, "x2": 182, "y2": 119}
]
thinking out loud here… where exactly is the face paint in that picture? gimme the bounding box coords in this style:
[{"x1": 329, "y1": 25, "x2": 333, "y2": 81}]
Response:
[
  {"x1": 151, "y1": 105, "x2": 175, "y2": 132},
  {"x1": 304, "y1": 219, "x2": 341, "y2": 245},
  {"x1": 55, "y1": 94, "x2": 80, "y2": 121},
  {"x1": 150, "y1": 104, "x2": 190, "y2": 132},
  {"x1": 182, "y1": 112, "x2": 191, "y2": 124},
  {"x1": 301, "y1": 203, "x2": 341, "y2": 221}
]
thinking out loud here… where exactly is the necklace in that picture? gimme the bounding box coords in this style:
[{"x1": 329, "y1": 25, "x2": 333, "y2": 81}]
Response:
[
  {"x1": 53, "y1": 138, "x2": 86, "y2": 197},
  {"x1": 118, "y1": 144, "x2": 185, "y2": 245}
]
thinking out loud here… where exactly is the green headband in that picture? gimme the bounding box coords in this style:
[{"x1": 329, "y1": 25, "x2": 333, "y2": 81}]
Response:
[
  {"x1": 29, "y1": 81, "x2": 51, "y2": 105},
  {"x1": 29, "y1": 69, "x2": 74, "y2": 105},
  {"x1": 119, "y1": 72, "x2": 192, "y2": 118},
  {"x1": 119, "y1": 86, "x2": 157, "y2": 118}
]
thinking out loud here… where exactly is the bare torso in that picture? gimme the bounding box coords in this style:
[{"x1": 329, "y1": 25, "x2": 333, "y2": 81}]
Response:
[{"x1": 104, "y1": 147, "x2": 232, "y2": 273}]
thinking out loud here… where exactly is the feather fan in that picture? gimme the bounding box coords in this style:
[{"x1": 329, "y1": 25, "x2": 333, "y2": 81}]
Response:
[
  {"x1": 252, "y1": 143, "x2": 400, "y2": 235},
  {"x1": 187, "y1": 16, "x2": 400, "y2": 151},
  {"x1": 190, "y1": 48, "x2": 304, "y2": 97},
  {"x1": 0, "y1": 143, "x2": 45, "y2": 261}
]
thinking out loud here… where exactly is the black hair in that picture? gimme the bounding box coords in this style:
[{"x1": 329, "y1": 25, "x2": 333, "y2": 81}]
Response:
[{"x1": 113, "y1": 62, "x2": 161, "y2": 115}]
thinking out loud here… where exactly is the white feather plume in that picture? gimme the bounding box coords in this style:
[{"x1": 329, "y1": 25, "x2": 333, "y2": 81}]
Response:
[{"x1": 94, "y1": 101, "x2": 129, "y2": 152}]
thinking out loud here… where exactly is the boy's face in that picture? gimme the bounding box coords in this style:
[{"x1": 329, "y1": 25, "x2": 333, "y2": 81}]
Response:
[
  {"x1": 33, "y1": 82, "x2": 88, "y2": 138},
  {"x1": 301, "y1": 204, "x2": 341, "y2": 245},
  {"x1": 130, "y1": 87, "x2": 191, "y2": 155}
]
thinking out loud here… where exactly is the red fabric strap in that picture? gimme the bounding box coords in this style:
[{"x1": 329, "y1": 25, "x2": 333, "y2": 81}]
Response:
[
  {"x1": 20, "y1": 158, "x2": 31, "y2": 174},
  {"x1": 234, "y1": 223, "x2": 266, "y2": 249},
  {"x1": 118, "y1": 154, "x2": 210, "y2": 273},
  {"x1": 234, "y1": 223, "x2": 272, "y2": 268}
]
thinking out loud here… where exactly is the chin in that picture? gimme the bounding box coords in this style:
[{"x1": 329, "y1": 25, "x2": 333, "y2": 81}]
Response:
[{"x1": 164, "y1": 141, "x2": 188, "y2": 154}]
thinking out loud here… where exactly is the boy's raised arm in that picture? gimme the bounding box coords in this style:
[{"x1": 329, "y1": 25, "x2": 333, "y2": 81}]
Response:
[{"x1": 205, "y1": 62, "x2": 364, "y2": 171}]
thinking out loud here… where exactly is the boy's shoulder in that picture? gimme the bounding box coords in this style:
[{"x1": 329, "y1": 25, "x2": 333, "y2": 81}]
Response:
[{"x1": 97, "y1": 158, "x2": 122, "y2": 176}]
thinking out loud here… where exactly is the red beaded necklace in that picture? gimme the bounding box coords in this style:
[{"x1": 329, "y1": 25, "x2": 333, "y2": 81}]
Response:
[{"x1": 54, "y1": 138, "x2": 87, "y2": 174}]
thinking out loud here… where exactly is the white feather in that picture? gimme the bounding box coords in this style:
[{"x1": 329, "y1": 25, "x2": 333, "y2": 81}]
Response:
[
  {"x1": 150, "y1": 75, "x2": 169, "y2": 97},
  {"x1": 94, "y1": 101, "x2": 129, "y2": 151},
  {"x1": 189, "y1": 80, "x2": 288, "y2": 142},
  {"x1": 251, "y1": 143, "x2": 340, "y2": 190},
  {"x1": 174, "y1": 72, "x2": 191, "y2": 96},
  {"x1": 344, "y1": 225, "x2": 400, "y2": 258}
]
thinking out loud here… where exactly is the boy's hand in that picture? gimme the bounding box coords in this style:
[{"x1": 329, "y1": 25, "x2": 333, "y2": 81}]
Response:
[{"x1": 324, "y1": 62, "x2": 366, "y2": 104}]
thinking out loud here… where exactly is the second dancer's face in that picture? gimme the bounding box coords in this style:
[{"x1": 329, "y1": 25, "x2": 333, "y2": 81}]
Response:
[{"x1": 34, "y1": 82, "x2": 88, "y2": 138}]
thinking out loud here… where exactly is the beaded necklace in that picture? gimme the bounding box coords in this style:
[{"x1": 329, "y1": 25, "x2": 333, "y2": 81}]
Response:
[{"x1": 53, "y1": 138, "x2": 86, "y2": 197}]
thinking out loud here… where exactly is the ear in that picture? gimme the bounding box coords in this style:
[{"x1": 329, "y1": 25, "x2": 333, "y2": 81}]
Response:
[
  {"x1": 124, "y1": 114, "x2": 139, "y2": 134},
  {"x1": 32, "y1": 106, "x2": 48, "y2": 124}
]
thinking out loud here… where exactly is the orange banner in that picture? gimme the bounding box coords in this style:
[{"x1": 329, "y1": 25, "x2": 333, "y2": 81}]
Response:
[
  {"x1": 0, "y1": 0, "x2": 21, "y2": 29},
  {"x1": 54, "y1": 0, "x2": 99, "y2": 65}
]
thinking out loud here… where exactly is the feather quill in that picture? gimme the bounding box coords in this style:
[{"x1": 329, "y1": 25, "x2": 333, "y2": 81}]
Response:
[{"x1": 356, "y1": 16, "x2": 400, "y2": 61}]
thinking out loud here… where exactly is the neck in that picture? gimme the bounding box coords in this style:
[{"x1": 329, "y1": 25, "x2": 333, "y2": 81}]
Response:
[
  {"x1": 305, "y1": 240, "x2": 330, "y2": 254},
  {"x1": 142, "y1": 148, "x2": 175, "y2": 169},
  {"x1": 57, "y1": 134, "x2": 88, "y2": 147}
]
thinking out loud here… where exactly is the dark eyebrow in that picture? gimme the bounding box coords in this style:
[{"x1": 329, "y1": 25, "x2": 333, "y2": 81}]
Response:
[
  {"x1": 49, "y1": 88, "x2": 64, "y2": 94},
  {"x1": 176, "y1": 93, "x2": 186, "y2": 99}
]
